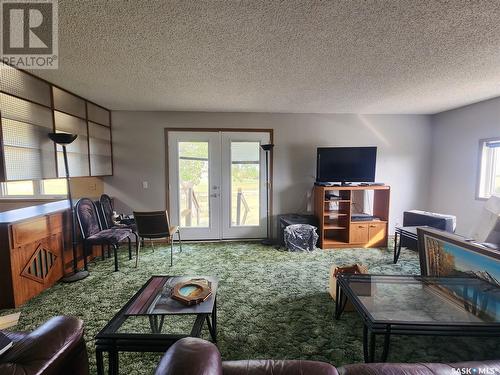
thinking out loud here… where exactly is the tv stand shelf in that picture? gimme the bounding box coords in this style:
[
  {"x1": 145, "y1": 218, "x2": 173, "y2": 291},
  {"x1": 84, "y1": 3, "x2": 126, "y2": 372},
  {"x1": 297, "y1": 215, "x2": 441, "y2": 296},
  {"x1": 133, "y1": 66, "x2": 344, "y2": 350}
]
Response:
[{"x1": 314, "y1": 185, "x2": 390, "y2": 249}]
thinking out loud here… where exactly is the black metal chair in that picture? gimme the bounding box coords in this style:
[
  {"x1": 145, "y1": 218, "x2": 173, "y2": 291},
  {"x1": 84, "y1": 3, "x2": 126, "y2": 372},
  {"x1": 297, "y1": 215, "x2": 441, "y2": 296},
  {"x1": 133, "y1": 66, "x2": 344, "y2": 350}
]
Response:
[
  {"x1": 133, "y1": 211, "x2": 182, "y2": 267},
  {"x1": 75, "y1": 198, "x2": 135, "y2": 272},
  {"x1": 98, "y1": 194, "x2": 139, "y2": 261}
]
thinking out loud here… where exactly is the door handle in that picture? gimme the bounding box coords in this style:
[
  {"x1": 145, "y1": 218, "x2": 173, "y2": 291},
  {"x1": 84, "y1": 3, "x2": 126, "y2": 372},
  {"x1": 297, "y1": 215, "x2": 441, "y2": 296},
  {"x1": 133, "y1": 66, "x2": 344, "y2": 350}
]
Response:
[{"x1": 210, "y1": 193, "x2": 219, "y2": 198}]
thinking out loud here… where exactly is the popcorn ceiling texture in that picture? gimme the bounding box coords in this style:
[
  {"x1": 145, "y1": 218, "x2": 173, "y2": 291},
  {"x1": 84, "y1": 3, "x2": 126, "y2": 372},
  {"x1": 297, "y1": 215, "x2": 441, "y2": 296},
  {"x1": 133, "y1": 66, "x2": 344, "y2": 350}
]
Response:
[{"x1": 33, "y1": 0, "x2": 500, "y2": 114}]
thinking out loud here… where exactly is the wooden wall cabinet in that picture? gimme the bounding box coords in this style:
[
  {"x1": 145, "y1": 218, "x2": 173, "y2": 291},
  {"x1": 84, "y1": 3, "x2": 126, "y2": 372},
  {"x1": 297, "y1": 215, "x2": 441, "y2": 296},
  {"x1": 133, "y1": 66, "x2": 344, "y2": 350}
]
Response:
[
  {"x1": 0, "y1": 212, "x2": 65, "y2": 308},
  {"x1": 0, "y1": 201, "x2": 103, "y2": 308},
  {"x1": 314, "y1": 185, "x2": 390, "y2": 249}
]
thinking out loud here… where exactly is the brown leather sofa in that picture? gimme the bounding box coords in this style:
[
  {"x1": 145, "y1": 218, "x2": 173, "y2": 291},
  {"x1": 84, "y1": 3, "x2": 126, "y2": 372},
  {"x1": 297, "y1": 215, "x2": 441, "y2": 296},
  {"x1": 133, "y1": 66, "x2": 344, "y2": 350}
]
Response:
[
  {"x1": 0, "y1": 316, "x2": 89, "y2": 375},
  {"x1": 155, "y1": 337, "x2": 500, "y2": 375}
]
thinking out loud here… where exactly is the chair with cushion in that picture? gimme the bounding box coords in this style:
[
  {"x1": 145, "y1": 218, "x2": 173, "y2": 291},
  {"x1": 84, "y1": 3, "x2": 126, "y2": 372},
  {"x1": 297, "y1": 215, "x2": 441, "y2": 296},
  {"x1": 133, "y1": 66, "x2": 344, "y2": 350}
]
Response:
[
  {"x1": 99, "y1": 194, "x2": 137, "y2": 232},
  {"x1": 75, "y1": 198, "x2": 135, "y2": 272},
  {"x1": 0, "y1": 316, "x2": 89, "y2": 375},
  {"x1": 98, "y1": 194, "x2": 139, "y2": 258},
  {"x1": 133, "y1": 210, "x2": 182, "y2": 267}
]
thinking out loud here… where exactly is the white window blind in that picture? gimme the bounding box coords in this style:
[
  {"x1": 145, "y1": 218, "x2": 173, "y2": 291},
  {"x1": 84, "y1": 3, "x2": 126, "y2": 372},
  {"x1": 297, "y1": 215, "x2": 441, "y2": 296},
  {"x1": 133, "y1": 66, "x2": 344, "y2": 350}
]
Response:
[
  {"x1": 54, "y1": 111, "x2": 89, "y2": 177},
  {"x1": 0, "y1": 63, "x2": 113, "y2": 182},
  {"x1": 53, "y1": 86, "x2": 86, "y2": 118},
  {"x1": 0, "y1": 62, "x2": 51, "y2": 106},
  {"x1": 89, "y1": 122, "x2": 112, "y2": 176},
  {"x1": 0, "y1": 93, "x2": 56, "y2": 180},
  {"x1": 87, "y1": 103, "x2": 110, "y2": 126}
]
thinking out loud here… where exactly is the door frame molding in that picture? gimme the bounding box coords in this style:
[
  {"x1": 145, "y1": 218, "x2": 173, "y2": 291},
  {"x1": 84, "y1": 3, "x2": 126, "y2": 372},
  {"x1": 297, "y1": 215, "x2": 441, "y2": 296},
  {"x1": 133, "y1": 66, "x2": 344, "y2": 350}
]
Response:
[{"x1": 164, "y1": 128, "x2": 274, "y2": 239}]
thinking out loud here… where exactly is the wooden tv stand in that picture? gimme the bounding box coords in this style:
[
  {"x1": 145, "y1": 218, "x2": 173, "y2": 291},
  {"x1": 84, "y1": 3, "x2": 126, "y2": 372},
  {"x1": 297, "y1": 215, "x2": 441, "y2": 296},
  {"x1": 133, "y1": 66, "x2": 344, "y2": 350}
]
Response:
[{"x1": 314, "y1": 185, "x2": 390, "y2": 249}]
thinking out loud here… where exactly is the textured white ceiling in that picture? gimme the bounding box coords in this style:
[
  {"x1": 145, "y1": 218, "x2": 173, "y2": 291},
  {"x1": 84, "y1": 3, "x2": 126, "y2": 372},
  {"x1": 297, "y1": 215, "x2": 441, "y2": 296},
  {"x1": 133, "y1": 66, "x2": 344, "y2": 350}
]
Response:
[{"x1": 31, "y1": 0, "x2": 500, "y2": 114}]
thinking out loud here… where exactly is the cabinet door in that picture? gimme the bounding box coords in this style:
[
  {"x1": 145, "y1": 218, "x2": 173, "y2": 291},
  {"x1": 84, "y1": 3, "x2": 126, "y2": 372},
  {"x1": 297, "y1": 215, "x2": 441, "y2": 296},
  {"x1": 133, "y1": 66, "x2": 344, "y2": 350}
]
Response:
[
  {"x1": 12, "y1": 232, "x2": 64, "y2": 306},
  {"x1": 368, "y1": 223, "x2": 387, "y2": 247},
  {"x1": 350, "y1": 224, "x2": 369, "y2": 244}
]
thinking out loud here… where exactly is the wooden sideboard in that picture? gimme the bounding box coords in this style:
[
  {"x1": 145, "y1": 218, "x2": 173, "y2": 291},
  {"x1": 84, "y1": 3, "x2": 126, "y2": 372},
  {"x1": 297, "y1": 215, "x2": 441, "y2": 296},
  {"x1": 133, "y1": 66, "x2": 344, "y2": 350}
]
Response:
[
  {"x1": 0, "y1": 201, "x2": 100, "y2": 308},
  {"x1": 314, "y1": 185, "x2": 390, "y2": 249}
]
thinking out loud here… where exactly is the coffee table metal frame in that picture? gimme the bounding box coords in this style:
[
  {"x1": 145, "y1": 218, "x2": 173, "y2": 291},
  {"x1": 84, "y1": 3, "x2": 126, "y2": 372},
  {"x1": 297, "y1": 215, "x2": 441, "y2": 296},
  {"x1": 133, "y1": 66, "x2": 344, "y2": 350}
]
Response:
[
  {"x1": 95, "y1": 276, "x2": 217, "y2": 375},
  {"x1": 335, "y1": 274, "x2": 500, "y2": 363}
]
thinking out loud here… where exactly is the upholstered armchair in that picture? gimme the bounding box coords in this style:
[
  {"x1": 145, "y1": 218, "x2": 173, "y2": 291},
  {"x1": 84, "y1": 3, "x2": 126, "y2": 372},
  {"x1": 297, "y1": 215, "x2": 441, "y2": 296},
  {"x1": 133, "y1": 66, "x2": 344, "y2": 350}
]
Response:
[{"x1": 0, "y1": 316, "x2": 89, "y2": 375}]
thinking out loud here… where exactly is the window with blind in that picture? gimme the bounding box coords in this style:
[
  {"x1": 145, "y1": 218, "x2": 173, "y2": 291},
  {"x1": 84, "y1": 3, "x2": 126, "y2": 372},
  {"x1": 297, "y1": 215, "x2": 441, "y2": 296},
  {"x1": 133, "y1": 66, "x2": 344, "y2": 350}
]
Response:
[
  {"x1": 89, "y1": 122, "x2": 112, "y2": 175},
  {"x1": 478, "y1": 138, "x2": 500, "y2": 199},
  {"x1": 0, "y1": 62, "x2": 113, "y2": 184},
  {"x1": 54, "y1": 111, "x2": 90, "y2": 177},
  {"x1": 0, "y1": 82, "x2": 57, "y2": 180}
]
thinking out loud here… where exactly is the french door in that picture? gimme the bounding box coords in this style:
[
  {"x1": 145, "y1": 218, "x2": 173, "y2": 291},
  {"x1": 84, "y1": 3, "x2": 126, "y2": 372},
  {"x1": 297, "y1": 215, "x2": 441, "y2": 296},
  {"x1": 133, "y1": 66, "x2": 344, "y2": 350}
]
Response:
[{"x1": 168, "y1": 131, "x2": 270, "y2": 240}]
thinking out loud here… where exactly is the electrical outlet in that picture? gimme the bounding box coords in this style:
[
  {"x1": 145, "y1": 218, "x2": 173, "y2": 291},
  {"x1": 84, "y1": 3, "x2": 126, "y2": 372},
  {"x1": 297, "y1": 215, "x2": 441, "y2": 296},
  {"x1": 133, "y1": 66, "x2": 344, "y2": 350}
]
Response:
[{"x1": 142, "y1": 181, "x2": 149, "y2": 189}]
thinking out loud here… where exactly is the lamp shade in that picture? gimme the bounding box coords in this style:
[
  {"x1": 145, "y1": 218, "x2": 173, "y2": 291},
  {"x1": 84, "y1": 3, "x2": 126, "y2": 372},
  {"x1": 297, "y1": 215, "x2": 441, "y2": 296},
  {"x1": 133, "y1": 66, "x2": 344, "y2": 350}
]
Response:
[
  {"x1": 48, "y1": 132, "x2": 78, "y2": 145},
  {"x1": 261, "y1": 144, "x2": 274, "y2": 151}
]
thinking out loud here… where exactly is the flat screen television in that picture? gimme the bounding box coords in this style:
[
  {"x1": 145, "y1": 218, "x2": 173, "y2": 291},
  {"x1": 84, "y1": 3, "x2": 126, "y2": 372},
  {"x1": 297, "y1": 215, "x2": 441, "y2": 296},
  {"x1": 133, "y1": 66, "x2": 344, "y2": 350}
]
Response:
[{"x1": 316, "y1": 147, "x2": 377, "y2": 183}]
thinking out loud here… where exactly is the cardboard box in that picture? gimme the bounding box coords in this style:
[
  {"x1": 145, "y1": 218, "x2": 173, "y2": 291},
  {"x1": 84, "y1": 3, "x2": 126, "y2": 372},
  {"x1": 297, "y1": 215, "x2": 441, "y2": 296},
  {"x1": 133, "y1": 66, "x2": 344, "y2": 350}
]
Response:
[{"x1": 329, "y1": 264, "x2": 368, "y2": 312}]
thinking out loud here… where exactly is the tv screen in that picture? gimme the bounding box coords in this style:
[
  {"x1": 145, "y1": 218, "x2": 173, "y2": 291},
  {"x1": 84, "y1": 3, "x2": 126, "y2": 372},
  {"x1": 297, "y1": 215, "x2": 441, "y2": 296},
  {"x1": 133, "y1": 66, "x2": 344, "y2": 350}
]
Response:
[{"x1": 316, "y1": 147, "x2": 377, "y2": 182}]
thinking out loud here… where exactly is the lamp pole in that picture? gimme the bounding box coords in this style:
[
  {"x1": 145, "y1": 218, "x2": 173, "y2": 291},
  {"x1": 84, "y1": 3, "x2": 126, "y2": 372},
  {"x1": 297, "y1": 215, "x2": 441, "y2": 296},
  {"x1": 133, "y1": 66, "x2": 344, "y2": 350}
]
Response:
[
  {"x1": 48, "y1": 133, "x2": 89, "y2": 282},
  {"x1": 260, "y1": 144, "x2": 274, "y2": 245}
]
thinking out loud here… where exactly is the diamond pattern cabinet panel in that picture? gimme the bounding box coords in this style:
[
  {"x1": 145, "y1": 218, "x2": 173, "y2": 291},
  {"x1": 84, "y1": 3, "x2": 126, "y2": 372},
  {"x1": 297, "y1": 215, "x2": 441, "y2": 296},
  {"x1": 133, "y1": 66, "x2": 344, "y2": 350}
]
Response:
[
  {"x1": 21, "y1": 244, "x2": 58, "y2": 284},
  {"x1": 0, "y1": 212, "x2": 64, "y2": 308}
]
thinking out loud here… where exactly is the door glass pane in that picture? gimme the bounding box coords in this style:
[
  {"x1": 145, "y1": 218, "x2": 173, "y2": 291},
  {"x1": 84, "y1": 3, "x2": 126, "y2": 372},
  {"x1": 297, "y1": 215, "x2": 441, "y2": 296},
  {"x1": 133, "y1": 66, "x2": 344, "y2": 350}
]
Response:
[
  {"x1": 178, "y1": 142, "x2": 209, "y2": 228},
  {"x1": 231, "y1": 142, "x2": 260, "y2": 226}
]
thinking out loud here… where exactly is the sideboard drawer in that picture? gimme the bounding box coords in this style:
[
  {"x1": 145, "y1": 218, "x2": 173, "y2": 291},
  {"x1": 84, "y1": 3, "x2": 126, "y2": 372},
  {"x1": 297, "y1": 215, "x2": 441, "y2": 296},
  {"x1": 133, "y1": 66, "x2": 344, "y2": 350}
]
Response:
[
  {"x1": 11, "y1": 213, "x2": 64, "y2": 248},
  {"x1": 12, "y1": 217, "x2": 50, "y2": 248},
  {"x1": 48, "y1": 213, "x2": 63, "y2": 231}
]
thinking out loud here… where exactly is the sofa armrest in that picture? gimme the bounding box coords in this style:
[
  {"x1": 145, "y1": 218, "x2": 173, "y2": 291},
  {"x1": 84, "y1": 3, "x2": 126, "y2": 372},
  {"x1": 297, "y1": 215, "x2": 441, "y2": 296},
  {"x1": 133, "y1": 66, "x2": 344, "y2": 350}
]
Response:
[
  {"x1": 155, "y1": 337, "x2": 222, "y2": 375},
  {"x1": 222, "y1": 360, "x2": 338, "y2": 375},
  {"x1": 0, "y1": 316, "x2": 88, "y2": 375},
  {"x1": 339, "y1": 363, "x2": 438, "y2": 375}
]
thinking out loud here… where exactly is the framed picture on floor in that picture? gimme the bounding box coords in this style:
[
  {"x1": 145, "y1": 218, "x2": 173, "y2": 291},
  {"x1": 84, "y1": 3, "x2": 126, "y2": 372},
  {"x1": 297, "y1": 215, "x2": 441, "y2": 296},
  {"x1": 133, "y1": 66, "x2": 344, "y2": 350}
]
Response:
[
  {"x1": 417, "y1": 227, "x2": 500, "y2": 321},
  {"x1": 417, "y1": 227, "x2": 500, "y2": 285}
]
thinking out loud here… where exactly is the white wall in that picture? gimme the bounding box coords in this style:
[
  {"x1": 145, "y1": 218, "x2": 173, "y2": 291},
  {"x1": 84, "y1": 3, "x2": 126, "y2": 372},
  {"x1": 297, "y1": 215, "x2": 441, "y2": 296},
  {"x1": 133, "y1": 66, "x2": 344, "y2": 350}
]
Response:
[
  {"x1": 104, "y1": 112, "x2": 433, "y2": 235},
  {"x1": 429, "y1": 97, "x2": 500, "y2": 235}
]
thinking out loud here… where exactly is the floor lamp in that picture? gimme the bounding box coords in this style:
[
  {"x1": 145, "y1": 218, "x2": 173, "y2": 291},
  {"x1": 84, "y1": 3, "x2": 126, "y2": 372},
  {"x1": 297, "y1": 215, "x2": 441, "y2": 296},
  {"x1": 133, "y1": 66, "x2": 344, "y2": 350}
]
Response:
[
  {"x1": 261, "y1": 144, "x2": 274, "y2": 245},
  {"x1": 48, "y1": 133, "x2": 89, "y2": 282}
]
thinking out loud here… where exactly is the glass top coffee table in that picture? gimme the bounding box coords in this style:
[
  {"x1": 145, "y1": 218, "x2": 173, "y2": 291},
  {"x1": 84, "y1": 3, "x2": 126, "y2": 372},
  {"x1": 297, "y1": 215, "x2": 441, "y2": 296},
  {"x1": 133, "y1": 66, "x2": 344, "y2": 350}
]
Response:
[
  {"x1": 334, "y1": 274, "x2": 500, "y2": 363},
  {"x1": 95, "y1": 275, "x2": 218, "y2": 375}
]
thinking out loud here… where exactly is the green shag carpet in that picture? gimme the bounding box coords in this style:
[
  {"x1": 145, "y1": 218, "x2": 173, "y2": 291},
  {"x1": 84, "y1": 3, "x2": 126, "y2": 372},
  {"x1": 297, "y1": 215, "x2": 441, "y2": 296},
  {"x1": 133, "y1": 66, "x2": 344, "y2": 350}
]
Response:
[{"x1": 2, "y1": 243, "x2": 498, "y2": 374}]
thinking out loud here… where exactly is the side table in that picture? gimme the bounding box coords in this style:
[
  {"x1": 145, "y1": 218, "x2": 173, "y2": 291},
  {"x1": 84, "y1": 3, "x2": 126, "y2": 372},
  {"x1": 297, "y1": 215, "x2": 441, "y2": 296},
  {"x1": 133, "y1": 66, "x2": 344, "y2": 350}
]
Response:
[{"x1": 393, "y1": 226, "x2": 426, "y2": 263}]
